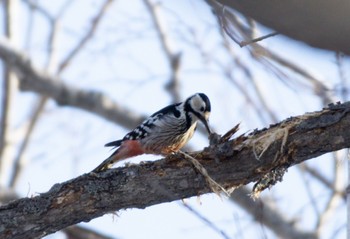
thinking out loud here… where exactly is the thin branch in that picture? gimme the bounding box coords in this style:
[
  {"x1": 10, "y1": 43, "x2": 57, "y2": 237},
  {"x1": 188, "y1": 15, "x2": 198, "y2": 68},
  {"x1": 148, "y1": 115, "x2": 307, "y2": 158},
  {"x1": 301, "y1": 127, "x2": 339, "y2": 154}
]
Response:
[
  {"x1": 58, "y1": 0, "x2": 114, "y2": 72},
  {"x1": 317, "y1": 190, "x2": 343, "y2": 236},
  {"x1": 0, "y1": 37, "x2": 145, "y2": 132},
  {"x1": 8, "y1": 0, "x2": 111, "y2": 188},
  {"x1": 256, "y1": 45, "x2": 333, "y2": 105},
  {"x1": 240, "y1": 32, "x2": 279, "y2": 47},
  {"x1": 211, "y1": 1, "x2": 278, "y2": 48},
  {"x1": 212, "y1": 41, "x2": 275, "y2": 125},
  {"x1": 212, "y1": 8, "x2": 279, "y2": 124},
  {"x1": 221, "y1": 8, "x2": 277, "y2": 47},
  {"x1": 336, "y1": 52, "x2": 348, "y2": 101},
  {"x1": 23, "y1": 0, "x2": 36, "y2": 51},
  {"x1": 22, "y1": 0, "x2": 54, "y2": 21},
  {"x1": 0, "y1": 37, "x2": 187, "y2": 206},
  {"x1": 0, "y1": 0, "x2": 20, "y2": 182},
  {"x1": 143, "y1": 0, "x2": 181, "y2": 103},
  {"x1": 248, "y1": 74, "x2": 279, "y2": 123},
  {"x1": 316, "y1": 151, "x2": 346, "y2": 234},
  {"x1": 301, "y1": 164, "x2": 346, "y2": 200},
  {"x1": 7, "y1": 4, "x2": 61, "y2": 188},
  {"x1": 181, "y1": 202, "x2": 231, "y2": 239},
  {"x1": 298, "y1": 163, "x2": 321, "y2": 220},
  {"x1": 230, "y1": 187, "x2": 317, "y2": 239},
  {"x1": 210, "y1": 0, "x2": 332, "y2": 105},
  {"x1": 1, "y1": 102, "x2": 350, "y2": 238},
  {"x1": 63, "y1": 226, "x2": 114, "y2": 239},
  {"x1": 8, "y1": 99, "x2": 46, "y2": 188}
]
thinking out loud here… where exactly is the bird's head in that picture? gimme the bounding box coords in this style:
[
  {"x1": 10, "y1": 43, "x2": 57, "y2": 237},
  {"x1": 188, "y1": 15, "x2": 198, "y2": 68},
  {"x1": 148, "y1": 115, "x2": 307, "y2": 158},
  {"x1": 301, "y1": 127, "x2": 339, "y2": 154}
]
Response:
[{"x1": 185, "y1": 93, "x2": 211, "y2": 134}]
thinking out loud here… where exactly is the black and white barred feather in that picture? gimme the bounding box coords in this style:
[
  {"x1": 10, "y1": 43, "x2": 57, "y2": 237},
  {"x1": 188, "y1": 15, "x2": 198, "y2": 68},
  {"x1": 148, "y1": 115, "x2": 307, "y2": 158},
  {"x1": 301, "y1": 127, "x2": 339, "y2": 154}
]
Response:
[{"x1": 92, "y1": 93, "x2": 211, "y2": 172}]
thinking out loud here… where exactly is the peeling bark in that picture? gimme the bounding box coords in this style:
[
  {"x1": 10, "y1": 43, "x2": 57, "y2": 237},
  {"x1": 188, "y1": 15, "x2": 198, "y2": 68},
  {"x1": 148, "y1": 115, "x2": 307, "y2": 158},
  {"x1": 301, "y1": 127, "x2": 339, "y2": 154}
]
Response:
[{"x1": 0, "y1": 102, "x2": 349, "y2": 239}]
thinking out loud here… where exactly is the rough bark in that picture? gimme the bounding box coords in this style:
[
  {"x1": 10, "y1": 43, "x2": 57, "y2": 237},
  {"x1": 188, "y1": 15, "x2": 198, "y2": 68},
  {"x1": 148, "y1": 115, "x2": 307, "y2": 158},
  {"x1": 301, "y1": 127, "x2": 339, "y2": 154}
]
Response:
[{"x1": 0, "y1": 102, "x2": 349, "y2": 239}]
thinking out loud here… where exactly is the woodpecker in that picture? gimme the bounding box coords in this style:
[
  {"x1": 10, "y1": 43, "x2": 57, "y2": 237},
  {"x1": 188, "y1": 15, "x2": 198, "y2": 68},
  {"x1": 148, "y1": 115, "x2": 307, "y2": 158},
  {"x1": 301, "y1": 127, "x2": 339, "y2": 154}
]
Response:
[{"x1": 92, "y1": 93, "x2": 212, "y2": 172}]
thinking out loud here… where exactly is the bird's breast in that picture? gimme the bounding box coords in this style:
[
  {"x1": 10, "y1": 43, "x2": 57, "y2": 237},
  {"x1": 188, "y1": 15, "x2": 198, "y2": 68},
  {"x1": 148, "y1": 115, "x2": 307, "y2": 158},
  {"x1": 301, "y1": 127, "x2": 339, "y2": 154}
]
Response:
[{"x1": 141, "y1": 121, "x2": 197, "y2": 154}]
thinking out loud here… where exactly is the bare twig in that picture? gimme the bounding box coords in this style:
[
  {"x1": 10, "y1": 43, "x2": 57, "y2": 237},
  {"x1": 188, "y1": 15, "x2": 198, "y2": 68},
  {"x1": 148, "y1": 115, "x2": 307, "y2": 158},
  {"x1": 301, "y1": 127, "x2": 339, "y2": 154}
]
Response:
[
  {"x1": 211, "y1": 1, "x2": 278, "y2": 47},
  {"x1": 0, "y1": 0, "x2": 20, "y2": 183},
  {"x1": 0, "y1": 37, "x2": 145, "y2": 128},
  {"x1": 213, "y1": 17, "x2": 278, "y2": 124},
  {"x1": 239, "y1": 32, "x2": 278, "y2": 47},
  {"x1": 301, "y1": 164, "x2": 346, "y2": 200},
  {"x1": 22, "y1": 0, "x2": 54, "y2": 21},
  {"x1": 316, "y1": 151, "x2": 346, "y2": 235},
  {"x1": 8, "y1": 99, "x2": 46, "y2": 188},
  {"x1": 7, "y1": 0, "x2": 115, "y2": 187},
  {"x1": 230, "y1": 187, "x2": 317, "y2": 239},
  {"x1": 210, "y1": 0, "x2": 332, "y2": 106},
  {"x1": 298, "y1": 164, "x2": 321, "y2": 218},
  {"x1": 181, "y1": 202, "x2": 231, "y2": 239},
  {"x1": 257, "y1": 45, "x2": 333, "y2": 105},
  {"x1": 7, "y1": 3, "x2": 61, "y2": 188},
  {"x1": 210, "y1": 53, "x2": 270, "y2": 125},
  {"x1": 248, "y1": 73, "x2": 279, "y2": 123},
  {"x1": 64, "y1": 226, "x2": 114, "y2": 239},
  {"x1": 336, "y1": 52, "x2": 348, "y2": 101},
  {"x1": 58, "y1": 0, "x2": 115, "y2": 72},
  {"x1": 143, "y1": 0, "x2": 181, "y2": 103}
]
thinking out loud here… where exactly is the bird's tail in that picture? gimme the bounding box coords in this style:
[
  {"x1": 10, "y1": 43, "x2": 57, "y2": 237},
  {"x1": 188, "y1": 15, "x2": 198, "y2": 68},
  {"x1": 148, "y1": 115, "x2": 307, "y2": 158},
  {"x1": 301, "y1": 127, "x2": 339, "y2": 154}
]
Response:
[
  {"x1": 91, "y1": 140, "x2": 123, "y2": 172},
  {"x1": 92, "y1": 140, "x2": 145, "y2": 172},
  {"x1": 92, "y1": 149, "x2": 120, "y2": 172}
]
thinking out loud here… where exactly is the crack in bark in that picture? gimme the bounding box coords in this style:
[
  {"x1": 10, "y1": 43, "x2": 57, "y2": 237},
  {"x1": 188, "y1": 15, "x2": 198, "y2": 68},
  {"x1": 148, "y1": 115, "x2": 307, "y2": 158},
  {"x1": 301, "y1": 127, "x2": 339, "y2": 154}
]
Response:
[{"x1": 0, "y1": 103, "x2": 349, "y2": 238}]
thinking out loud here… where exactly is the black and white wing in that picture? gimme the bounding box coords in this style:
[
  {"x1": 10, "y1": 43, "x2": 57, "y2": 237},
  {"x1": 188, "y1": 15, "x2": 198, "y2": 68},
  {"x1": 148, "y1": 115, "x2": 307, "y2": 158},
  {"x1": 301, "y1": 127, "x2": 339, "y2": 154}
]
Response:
[{"x1": 122, "y1": 102, "x2": 184, "y2": 140}]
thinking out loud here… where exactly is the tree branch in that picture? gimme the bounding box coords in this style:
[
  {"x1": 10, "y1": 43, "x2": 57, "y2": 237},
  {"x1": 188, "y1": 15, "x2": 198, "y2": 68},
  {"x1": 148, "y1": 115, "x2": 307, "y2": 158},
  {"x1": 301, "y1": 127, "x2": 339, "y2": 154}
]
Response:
[
  {"x1": 0, "y1": 38, "x2": 145, "y2": 128},
  {"x1": 143, "y1": 0, "x2": 182, "y2": 103},
  {"x1": 231, "y1": 187, "x2": 317, "y2": 239},
  {"x1": 0, "y1": 0, "x2": 20, "y2": 184},
  {"x1": 58, "y1": 0, "x2": 114, "y2": 72},
  {"x1": 1, "y1": 102, "x2": 349, "y2": 238},
  {"x1": 211, "y1": 0, "x2": 350, "y2": 55},
  {"x1": 8, "y1": 0, "x2": 113, "y2": 188},
  {"x1": 63, "y1": 226, "x2": 114, "y2": 239}
]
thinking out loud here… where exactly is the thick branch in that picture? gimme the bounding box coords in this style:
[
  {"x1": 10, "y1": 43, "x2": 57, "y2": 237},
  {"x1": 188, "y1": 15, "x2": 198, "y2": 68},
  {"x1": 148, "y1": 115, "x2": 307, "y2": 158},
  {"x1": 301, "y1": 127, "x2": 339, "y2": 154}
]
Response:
[
  {"x1": 0, "y1": 38, "x2": 144, "y2": 128},
  {"x1": 213, "y1": 0, "x2": 350, "y2": 55},
  {"x1": 0, "y1": 102, "x2": 349, "y2": 238}
]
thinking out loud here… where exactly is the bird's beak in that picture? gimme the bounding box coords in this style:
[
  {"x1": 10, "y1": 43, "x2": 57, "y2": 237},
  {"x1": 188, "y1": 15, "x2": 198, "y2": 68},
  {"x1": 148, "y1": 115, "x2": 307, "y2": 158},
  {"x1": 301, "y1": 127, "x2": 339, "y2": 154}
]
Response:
[{"x1": 199, "y1": 112, "x2": 211, "y2": 134}]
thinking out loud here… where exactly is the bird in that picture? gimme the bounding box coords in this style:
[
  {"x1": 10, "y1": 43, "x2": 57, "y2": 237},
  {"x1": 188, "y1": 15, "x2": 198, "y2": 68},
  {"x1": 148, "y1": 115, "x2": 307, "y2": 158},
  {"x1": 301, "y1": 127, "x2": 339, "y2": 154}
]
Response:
[{"x1": 92, "y1": 93, "x2": 212, "y2": 172}]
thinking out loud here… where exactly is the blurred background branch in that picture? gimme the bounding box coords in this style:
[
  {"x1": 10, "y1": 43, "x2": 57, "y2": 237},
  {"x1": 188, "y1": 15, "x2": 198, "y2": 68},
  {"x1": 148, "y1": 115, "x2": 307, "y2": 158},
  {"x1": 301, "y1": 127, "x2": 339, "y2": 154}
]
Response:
[{"x1": 0, "y1": 0, "x2": 348, "y2": 238}]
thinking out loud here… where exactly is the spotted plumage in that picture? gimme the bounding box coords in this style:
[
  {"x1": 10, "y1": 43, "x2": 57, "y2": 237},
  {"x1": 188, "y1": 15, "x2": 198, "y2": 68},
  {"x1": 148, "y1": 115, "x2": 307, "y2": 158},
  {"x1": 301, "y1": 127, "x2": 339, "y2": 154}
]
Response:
[{"x1": 92, "y1": 93, "x2": 211, "y2": 172}]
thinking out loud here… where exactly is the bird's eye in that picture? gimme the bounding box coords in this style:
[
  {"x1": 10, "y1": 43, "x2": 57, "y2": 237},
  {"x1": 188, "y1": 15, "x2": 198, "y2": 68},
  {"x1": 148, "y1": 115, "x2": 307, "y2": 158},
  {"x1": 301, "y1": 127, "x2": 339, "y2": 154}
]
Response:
[{"x1": 200, "y1": 106, "x2": 205, "y2": 112}]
